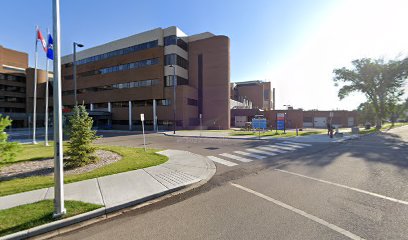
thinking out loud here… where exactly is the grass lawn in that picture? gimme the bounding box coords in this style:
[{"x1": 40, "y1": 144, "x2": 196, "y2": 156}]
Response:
[
  {"x1": 0, "y1": 200, "x2": 102, "y2": 237},
  {"x1": 359, "y1": 122, "x2": 408, "y2": 134},
  {"x1": 230, "y1": 130, "x2": 325, "y2": 137},
  {"x1": 0, "y1": 144, "x2": 168, "y2": 197}
]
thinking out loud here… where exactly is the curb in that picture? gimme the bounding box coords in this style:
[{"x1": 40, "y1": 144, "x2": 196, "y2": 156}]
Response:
[
  {"x1": 0, "y1": 152, "x2": 216, "y2": 240},
  {"x1": 162, "y1": 132, "x2": 274, "y2": 141}
]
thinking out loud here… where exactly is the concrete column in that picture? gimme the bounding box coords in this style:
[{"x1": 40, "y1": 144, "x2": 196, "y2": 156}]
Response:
[
  {"x1": 108, "y1": 102, "x2": 112, "y2": 112},
  {"x1": 128, "y1": 100, "x2": 132, "y2": 131},
  {"x1": 90, "y1": 103, "x2": 94, "y2": 111},
  {"x1": 153, "y1": 99, "x2": 157, "y2": 131}
]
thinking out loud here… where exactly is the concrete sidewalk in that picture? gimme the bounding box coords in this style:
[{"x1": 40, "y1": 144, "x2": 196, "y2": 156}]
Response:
[{"x1": 0, "y1": 150, "x2": 216, "y2": 212}]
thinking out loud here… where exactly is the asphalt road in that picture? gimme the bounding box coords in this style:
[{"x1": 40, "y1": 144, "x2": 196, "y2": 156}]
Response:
[{"x1": 54, "y1": 127, "x2": 408, "y2": 240}]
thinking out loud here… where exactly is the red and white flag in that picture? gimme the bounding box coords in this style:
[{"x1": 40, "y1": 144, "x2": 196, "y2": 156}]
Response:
[{"x1": 36, "y1": 28, "x2": 47, "y2": 52}]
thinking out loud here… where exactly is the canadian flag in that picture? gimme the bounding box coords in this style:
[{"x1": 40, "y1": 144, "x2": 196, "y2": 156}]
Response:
[{"x1": 36, "y1": 28, "x2": 47, "y2": 52}]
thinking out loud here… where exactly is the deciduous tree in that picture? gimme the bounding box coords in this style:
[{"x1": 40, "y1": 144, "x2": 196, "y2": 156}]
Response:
[{"x1": 333, "y1": 58, "x2": 408, "y2": 128}]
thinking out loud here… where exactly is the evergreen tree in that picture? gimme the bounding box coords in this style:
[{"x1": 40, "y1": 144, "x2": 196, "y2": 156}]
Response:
[
  {"x1": 65, "y1": 105, "x2": 98, "y2": 168},
  {"x1": 0, "y1": 115, "x2": 21, "y2": 162}
]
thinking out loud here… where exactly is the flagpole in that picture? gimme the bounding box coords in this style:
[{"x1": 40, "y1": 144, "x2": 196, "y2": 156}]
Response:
[
  {"x1": 33, "y1": 26, "x2": 38, "y2": 145},
  {"x1": 44, "y1": 28, "x2": 50, "y2": 146},
  {"x1": 52, "y1": 0, "x2": 66, "y2": 218}
]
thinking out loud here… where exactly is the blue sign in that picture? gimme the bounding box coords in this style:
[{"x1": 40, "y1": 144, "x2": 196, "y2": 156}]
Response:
[
  {"x1": 277, "y1": 113, "x2": 285, "y2": 130},
  {"x1": 277, "y1": 121, "x2": 285, "y2": 130},
  {"x1": 252, "y1": 118, "x2": 267, "y2": 129}
]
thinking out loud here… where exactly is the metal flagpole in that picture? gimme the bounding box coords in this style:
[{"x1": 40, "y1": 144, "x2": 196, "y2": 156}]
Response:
[
  {"x1": 44, "y1": 29, "x2": 50, "y2": 146},
  {"x1": 33, "y1": 26, "x2": 39, "y2": 144},
  {"x1": 52, "y1": 0, "x2": 66, "y2": 218}
]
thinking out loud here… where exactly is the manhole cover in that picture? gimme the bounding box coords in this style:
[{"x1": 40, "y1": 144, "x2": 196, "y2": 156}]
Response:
[{"x1": 204, "y1": 147, "x2": 219, "y2": 150}]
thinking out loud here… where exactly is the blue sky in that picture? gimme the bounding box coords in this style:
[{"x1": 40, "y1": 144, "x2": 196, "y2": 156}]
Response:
[{"x1": 1, "y1": 0, "x2": 407, "y2": 110}]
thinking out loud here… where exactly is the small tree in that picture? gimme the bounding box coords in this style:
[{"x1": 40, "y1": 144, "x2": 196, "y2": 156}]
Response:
[
  {"x1": 0, "y1": 115, "x2": 21, "y2": 162},
  {"x1": 65, "y1": 105, "x2": 98, "y2": 168}
]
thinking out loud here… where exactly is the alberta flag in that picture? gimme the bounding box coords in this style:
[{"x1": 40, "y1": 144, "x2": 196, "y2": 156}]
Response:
[{"x1": 47, "y1": 34, "x2": 54, "y2": 60}]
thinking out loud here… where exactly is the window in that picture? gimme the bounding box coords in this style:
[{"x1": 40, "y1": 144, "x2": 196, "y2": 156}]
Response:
[
  {"x1": 158, "y1": 99, "x2": 171, "y2": 106},
  {"x1": 164, "y1": 35, "x2": 188, "y2": 51},
  {"x1": 164, "y1": 76, "x2": 189, "y2": 86},
  {"x1": 187, "y1": 98, "x2": 198, "y2": 106},
  {"x1": 164, "y1": 54, "x2": 188, "y2": 69},
  {"x1": 164, "y1": 35, "x2": 177, "y2": 46},
  {"x1": 67, "y1": 40, "x2": 159, "y2": 67},
  {"x1": 62, "y1": 79, "x2": 160, "y2": 96}
]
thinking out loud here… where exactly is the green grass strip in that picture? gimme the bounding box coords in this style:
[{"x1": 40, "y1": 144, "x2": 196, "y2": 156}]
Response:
[
  {"x1": 0, "y1": 145, "x2": 167, "y2": 197},
  {"x1": 0, "y1": 200, "x2": 102, "y2": 237}
]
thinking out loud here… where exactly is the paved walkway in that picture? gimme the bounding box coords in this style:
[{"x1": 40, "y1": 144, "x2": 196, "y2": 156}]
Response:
[{"x1": 0, "y1": 150, "x2": 215, "y2": 212}]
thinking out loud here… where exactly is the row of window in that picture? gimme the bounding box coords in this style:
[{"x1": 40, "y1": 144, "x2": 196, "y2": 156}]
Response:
[
  {"x1": 164, "y1": 75, "x2": 189, "y2": 87},
  {"x1": 164, "y1": 54, "x2": 189, "y2": 69},
  {"x1": 64, "y1": 58, "x2": 160, "y2": 80},
  {"x1": 0, "y1": 74, "x2": 25, "y2": 82},
  {"x1": 68, "y1": 40, "x2": 159, "y2": 67},
  {"x1": 62, "y1": 79, "x2": 160, "y2": 96},
  {"x1": 0, "y1": 96, "x2": 25, "y2": 103},
  {"x1": 164, "y1": 35, "x2": 188, "y2": 52},
  {"x1": 0, "y1": 85, "x2": 25, "y2": 93}
]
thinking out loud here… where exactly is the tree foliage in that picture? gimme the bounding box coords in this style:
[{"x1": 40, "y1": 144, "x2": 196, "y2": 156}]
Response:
[
  {"x1": 0, "y1": 115, "x2": 21, "y2": 162},
  {"x1": 65, "y1": 105, "x2": 98, "y2": 168},
  {"x1": 333, "y1": 57, "x2": 408, "y2": 128}
]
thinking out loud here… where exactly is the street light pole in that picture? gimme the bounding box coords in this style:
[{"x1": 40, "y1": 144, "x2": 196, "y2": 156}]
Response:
[
  {"x1": 52, "y1": 0, "x2": 66, "y2": 218},
  {"x1": 170, "y1": 65, "x2": 176, "y2": 134},
  {"x1": 73, "y1": 42, "x2": 83, "y2": 106}
]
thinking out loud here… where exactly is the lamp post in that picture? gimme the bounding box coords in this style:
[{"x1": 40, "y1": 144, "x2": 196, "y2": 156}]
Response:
[
  {"x1": 52, "y1": 0, "x2": 66, "y2": 218},
  {"x1": 169, "y1": 65, "x2": 176, "y2": 134},
  {"x1": 73, "y1": 42, "x2": 84, "y2": 105}
]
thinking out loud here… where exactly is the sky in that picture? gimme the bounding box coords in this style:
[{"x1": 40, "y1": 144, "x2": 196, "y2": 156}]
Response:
[{"x1": 1, "y1": 0, "x2": 408, "y2": 111}]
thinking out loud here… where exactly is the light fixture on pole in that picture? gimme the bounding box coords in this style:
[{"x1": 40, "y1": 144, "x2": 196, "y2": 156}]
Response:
[
  {"x1": 73, "y1": 42, "x2": 84, "y2": 106},
  {"x1": 169, "y1": 65, "x2": 176, "y2": 134},
  {"x1": 52, "y1": 0, "x2": 66, "y2": 218}
]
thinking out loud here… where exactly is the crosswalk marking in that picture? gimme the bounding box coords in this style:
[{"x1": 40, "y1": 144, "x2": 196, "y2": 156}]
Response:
[
  {"x1": 268, "y1": 144, "x2": 297, "y2": 151},
  {"x1": 283, "y1": 141, "x2": 311, "y2": 147},
  {"x1": 276, "y1": 143, "x2": 304, "y2": 149},
  {"x1": 256, "y1": 146, "x2": 288, "y2": 153},
  {"x1": 245, "y1": 148, "x2": 277, "y2": 156},
  {"x1": 207, "y1": 156, "x2": 238, "y2": 166},
  {"x1": 234, "y1": 151, "x2": 266, "y2": 159},
  {"x1": 220, "y1": 153, "x2": 253, "y2": 162}
]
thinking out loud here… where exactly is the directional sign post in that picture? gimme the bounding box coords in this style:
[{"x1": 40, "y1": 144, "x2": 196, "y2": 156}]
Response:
[{"x1": 141, "y1": 113, "x2": 146, "y2": 151}]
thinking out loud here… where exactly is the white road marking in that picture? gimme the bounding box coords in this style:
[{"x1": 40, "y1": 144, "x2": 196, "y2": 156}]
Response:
[
  {"x1": 283, "y1": 141, "x2": 312, "y2": 147},
  {"x1": 256, "y1": 146, "x2": 287, "y2": 154},
  {"x1": 207, "y1": 156, "x2": 238, "y2": 167},
  {"x1": 276, "y1": 143, "x2": 303, "y2": 149},
  {"x1": 276, "y1": 143, "x2": 304, "y2": 148},
  {"x1": 246, "y1": 148, "x2": 277, "y2": 156},
  {"x1": 275, "y1": 169, "x2": 408, "y2": 206},
  {"x1": 231, "y1": 183, "x2": 364, "y2": 240},
  {"x1": 235, "y1": 151, "x2": 266, "y2": 159},
  {"x1": 264, "y1": 144, "x2": 296, "y2": 151},
  {"x1": 220, "y1": 153, "x2": 253, "y2": 162}
]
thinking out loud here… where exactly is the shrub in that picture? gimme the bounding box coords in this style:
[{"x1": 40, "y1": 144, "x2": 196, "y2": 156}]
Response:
[
  {"x1": 0, "y1": 115, "x2": 21, "y2": 162},
  {"x1": 65, "y1": 105, "x2": 98, "y2": 168}
]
